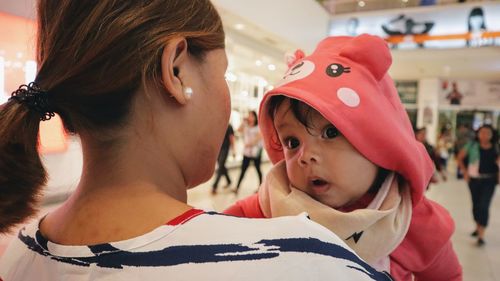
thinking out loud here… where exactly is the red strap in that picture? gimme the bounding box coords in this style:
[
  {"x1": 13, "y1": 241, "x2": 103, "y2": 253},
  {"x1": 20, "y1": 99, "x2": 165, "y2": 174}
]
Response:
[{"x1": 166, "y1": 209, "x2": 204, "y2": 226}]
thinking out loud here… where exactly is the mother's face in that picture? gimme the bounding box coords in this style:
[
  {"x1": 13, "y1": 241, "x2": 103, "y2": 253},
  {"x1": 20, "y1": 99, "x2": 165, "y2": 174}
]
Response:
[{"x1": 184, "y1": 49, "x2": 230, "y2": 186}]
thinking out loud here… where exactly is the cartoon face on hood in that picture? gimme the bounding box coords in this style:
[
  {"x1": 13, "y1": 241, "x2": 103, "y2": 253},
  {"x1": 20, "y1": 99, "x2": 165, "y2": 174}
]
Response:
[{"x1": 258, "y1": 34, "x2": 433, "y2": 205}]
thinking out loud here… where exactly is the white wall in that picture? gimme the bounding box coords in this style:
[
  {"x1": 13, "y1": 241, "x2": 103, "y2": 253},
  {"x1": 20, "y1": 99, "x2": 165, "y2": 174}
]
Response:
[
  {"x1": 417, "y1": 78, "x2": 440, "y2": 145},
  {"x1": 0, "y1": 0, "x2": 36, "y2": 19},
  {"x1": 212, "y1": 0, "x2": 330, "y2": 52}
]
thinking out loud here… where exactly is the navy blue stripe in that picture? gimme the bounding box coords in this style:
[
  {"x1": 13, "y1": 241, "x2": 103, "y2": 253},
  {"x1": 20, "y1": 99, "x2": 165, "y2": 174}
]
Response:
[{"x1": 19, "y1": 231, "x2": 392, "y2": 280}]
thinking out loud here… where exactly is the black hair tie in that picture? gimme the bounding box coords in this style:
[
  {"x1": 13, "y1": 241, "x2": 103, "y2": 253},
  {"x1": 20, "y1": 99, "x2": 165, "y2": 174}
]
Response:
[{"x1": 9, "y1": 82, "x2": 55, "y2": 121}]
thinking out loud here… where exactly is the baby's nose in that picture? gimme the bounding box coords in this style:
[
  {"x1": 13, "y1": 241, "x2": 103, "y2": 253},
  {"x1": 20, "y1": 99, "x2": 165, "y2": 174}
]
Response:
[{"x1": 299, "y1": 146, "x2": 319, "y2": 166}]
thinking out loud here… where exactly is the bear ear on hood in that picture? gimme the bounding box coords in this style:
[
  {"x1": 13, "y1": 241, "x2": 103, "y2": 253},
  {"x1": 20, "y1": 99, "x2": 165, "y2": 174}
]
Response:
[
  {"x1": 285, "y1": 49, "x2": 306, "y2": 68},
  {"x1": 339, "y1": 34, "x2": 392, "y2": 81}
]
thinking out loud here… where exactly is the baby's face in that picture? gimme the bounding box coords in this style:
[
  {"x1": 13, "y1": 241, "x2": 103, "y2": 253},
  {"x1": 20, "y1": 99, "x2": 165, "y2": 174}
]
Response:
[{"x1": 273, "y1": 100, "x2": 378, "y2": 209}]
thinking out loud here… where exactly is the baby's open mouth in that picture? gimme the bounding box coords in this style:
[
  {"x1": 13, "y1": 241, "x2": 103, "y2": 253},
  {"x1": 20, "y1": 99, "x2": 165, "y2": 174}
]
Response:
[
  {"x1": 309, "y1": 177, "x2": 330, "y2": 195},
  {"x1": 312, "y1": 179, "x2": 327, "y2": 186}
]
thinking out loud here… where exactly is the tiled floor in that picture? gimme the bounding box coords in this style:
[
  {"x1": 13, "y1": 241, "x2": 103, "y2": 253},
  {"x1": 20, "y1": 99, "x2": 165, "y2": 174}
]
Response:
[{"x1": 1, "y1": 162, "x2": 499, "y2": 280}]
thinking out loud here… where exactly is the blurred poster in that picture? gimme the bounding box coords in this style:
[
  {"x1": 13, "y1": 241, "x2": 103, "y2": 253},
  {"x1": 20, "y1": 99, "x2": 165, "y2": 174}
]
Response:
[
  {"x1": 329, "y1": 2, "x2": 500, "y2": 49},
  {"x1": 0, "y1": 12, "x2": 68, "y2": 153},
  {"x1": 439, "y1": 80, "x2": 500, "y2": 106}
]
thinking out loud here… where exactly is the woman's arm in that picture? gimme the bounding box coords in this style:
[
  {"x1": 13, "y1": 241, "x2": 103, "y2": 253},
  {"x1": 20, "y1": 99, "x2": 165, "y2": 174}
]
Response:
[
  {"x1": 497, "y1": 154, "x2": 500, "y2": 184},
  {"x1": 457, "y1": 148, "x2": 469, "y2": 182}
]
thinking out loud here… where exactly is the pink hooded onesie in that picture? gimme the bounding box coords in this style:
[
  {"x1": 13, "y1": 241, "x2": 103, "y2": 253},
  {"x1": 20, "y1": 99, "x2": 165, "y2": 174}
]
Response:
[{"x1": 224, "y1": 34, "x2": 462, "y2": 281}]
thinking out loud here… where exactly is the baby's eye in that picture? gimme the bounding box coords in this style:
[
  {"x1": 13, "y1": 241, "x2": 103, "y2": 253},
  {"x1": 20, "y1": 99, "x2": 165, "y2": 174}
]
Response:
[
  {"x1": 322, "y1": 125, "x2": 340, "y2": 139},
  {"x1": 284, "y1": 137, "x2": 300, "y2": 149}
]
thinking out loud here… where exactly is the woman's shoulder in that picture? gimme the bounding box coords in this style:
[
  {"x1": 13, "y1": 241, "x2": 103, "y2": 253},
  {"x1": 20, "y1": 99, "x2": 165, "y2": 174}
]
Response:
[
  {"x1": 185, "y1": 211, "x2": 336, "y2": 240},
  {"x1": 167, "y1": 212, "x2": 393, "y2": 280},
  {"x1": 463, "y1": 140, "x2": 478, "y2": 151}
]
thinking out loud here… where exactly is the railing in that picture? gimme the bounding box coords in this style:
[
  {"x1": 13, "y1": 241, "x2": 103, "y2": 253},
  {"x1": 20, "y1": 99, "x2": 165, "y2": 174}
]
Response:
[
  {"x1": 385, "y1": 30, "x2": 500, "y2": 44},
  {"x1": 317, "y1": 0, "x2": 494, "y2": 15}
]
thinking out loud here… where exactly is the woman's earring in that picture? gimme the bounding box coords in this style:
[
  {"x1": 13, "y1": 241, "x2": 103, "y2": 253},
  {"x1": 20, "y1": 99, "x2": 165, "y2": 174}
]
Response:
[{"x1": 184, "y1": 87, "x2": 193, "y2": 100}]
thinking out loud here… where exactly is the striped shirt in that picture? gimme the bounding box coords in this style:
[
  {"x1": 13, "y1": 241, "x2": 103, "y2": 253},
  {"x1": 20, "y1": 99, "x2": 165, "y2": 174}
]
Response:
[{"x1": 0, "y1": 210, "x2": 392, "y2": 281}]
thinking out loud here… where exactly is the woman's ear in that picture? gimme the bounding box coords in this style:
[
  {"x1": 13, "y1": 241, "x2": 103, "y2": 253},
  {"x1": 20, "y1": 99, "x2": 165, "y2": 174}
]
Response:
[{"x1": 161, "y1": 38, "x2": 190, "y2": 105}]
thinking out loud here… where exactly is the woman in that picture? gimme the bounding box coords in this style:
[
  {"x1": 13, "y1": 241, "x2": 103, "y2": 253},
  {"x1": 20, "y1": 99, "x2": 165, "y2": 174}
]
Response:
[
  {"x1": 467, "y1": 6, "x2": 488, "y2": 47},
  {"x1": 458, "y1": 124, "x2": 499, "y2": 246},
  {"x1": 235, "y1": 110, "x2": 263, "y2": 193},
  {"x1": 212, "y1": 124, "x2": 235, "y2": 194},
  {"x1": 0, "y1": 1, "x2": 392, "y2": 280}
]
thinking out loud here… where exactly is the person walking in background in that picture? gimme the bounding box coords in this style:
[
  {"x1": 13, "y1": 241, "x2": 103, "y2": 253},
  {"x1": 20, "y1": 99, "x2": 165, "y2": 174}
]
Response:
[
  {"x1": 436, "y1": 127, "x2": 453, "y2": 177},
  {"x1": 235, "y1": 110, "x2": 263, "y2": 193},
  {"x1": 0, "y1": 1, "x2": 393, "y2": 280},
  {"x1": 415, "y1": 127, "x2": 447, "y2": 183},
  {"x1": 457, "y1": 124, "x2": 499, "y2": 246},
  {"x1": 454, "y1": 124, "x2": 474, "y2": 178},
  {"x1": 212, "y1": 124, "x2": 235, "y2": 194}
]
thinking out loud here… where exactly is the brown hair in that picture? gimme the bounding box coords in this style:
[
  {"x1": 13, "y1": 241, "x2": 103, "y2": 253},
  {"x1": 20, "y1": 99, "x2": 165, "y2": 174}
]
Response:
[{"x1": 0, "y1": 0, "x2": 224, "y2": 233}]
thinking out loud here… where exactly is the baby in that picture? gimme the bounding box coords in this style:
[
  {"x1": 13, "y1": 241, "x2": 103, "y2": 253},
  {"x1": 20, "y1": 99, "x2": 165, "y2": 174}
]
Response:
[{"x1": 225, "y1": 34, "x2": 462, "y2": 281}]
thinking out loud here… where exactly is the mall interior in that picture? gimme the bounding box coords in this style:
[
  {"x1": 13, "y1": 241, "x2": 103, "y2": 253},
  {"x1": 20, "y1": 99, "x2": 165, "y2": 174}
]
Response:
[{"x1": 0, "y1": 0, "x2": 499, "y2": 280}]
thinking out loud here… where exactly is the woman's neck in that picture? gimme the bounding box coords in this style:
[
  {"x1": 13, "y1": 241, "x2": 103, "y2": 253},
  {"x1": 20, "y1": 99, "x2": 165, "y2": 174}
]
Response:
[
  {"x1": 41, "y1": 186, "x2": 191, "y2": 245},
  {"x1": 39, "y1": 136, "x2": 191, "y2": 245}
]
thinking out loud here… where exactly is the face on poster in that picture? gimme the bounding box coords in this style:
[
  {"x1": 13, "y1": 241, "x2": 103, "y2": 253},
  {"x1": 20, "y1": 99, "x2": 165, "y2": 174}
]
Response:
[
  {"x1": 329, "y1": 3, "x2": 500, "y2": 49},
  {"x1": 439, "y1": 80, "x2": 500, "y2": 106}
]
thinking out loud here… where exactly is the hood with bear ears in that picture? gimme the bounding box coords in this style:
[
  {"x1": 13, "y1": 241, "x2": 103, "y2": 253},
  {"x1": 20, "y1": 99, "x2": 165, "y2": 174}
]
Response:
[{"x1": 258, "y1": 34, "x2": 433, "y2": 206}]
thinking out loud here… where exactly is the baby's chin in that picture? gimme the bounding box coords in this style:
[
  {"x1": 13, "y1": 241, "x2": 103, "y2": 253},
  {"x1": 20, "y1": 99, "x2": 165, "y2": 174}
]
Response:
[
  {"x1": 308, "y1": 192, "x2": 346, "y2": 210},
  {"x1": 318, "y1": 198, "x2": 345, "y2": 210},
  {"x1": 292, "y1": 181, "x2": 363, "y2": 210},
  {"x1": 311, "y1": 192, "x2": 368, "y2": 212},
  {"x1": 337, "y1": 194, "x2": 374, "y2": 212},
  {"x1": 290, "y1": 183, "x2": 343, "y2": 209}
]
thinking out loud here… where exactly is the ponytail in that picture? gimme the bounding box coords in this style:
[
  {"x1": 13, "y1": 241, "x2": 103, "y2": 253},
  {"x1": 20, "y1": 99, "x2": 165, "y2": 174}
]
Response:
[{"x1": 0, "y1": 99, "x2": 47, "y2": 234}]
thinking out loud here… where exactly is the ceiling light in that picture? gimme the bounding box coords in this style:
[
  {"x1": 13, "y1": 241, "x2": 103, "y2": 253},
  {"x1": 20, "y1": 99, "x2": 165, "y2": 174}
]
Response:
[
  {"x1": 255, "y1": 60, "x2": 263, "y2": 66},
  {"x1": 358, "y1": 1, "x2": 366, "y2": 7},
  {"x1": 268, "y1": 64, "x2": 276, "y2": 71},
  {"x1": 402, "y1": 0, "x2": 408, "y2": 2},
  {"x1": 234, "y1": 23, "x2": 245, "y2": 30}
]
